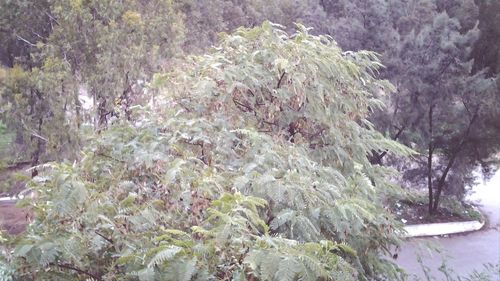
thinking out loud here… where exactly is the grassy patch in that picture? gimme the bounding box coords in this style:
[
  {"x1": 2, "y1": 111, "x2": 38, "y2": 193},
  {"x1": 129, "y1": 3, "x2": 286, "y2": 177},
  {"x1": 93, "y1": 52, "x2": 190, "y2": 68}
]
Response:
[{"x1": 389, "y1": 192, "x2": 484, "y2": 224}]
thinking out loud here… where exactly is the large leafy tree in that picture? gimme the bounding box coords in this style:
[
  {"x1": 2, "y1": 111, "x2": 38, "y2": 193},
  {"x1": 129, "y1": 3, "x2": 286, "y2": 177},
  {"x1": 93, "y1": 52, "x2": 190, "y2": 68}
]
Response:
[
  {"x1": 0, "y1": 0, "x2": 184, "y2": 171},
  {"x1": 1, "y1": 23, "x2": 412, "y2": 281}
]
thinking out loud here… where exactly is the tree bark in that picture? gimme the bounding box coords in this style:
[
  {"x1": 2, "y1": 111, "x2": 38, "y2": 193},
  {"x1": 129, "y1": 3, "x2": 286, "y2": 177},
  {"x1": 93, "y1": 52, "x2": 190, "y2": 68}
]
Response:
[
  {"x1": 432, "y1": 111, "x2": 479, "y2": 212},
  {"x1": 427, "y1": 104, "x2": 434, "y2": 215}
]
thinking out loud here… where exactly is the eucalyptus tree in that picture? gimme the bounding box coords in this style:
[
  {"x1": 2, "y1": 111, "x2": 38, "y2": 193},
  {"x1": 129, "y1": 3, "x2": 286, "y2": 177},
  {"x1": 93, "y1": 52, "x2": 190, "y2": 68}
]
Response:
[
  {"x1": 0, "y1": 0, "x2": 52, "y2": 68},
  {"x1": 1, "y1": 23, "x2": 412, "y2": 281},
  {"x1": 0, "y1": 0, "x2": 63, "y2": 167}
]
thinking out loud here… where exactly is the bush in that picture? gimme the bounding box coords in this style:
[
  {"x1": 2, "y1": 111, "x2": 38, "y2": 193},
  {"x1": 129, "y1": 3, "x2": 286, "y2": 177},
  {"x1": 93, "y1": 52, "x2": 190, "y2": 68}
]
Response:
[{"x1": 2, "y1": 22, "x2": 412, "y2": 280}]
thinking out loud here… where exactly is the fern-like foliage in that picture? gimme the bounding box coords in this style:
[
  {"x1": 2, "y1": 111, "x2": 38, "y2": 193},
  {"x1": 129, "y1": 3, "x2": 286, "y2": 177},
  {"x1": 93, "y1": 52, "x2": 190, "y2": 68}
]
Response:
[{"x1": 3, "y1": 22, "x2": 413, "y2": 280}]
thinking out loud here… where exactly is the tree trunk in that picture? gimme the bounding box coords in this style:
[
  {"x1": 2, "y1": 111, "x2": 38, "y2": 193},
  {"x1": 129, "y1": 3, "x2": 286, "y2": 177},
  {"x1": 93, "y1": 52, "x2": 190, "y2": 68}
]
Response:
[
  {"x1": 432, "y1": 155, "x2": 455, "y2": 212},
  {"x1": 97, "y1": 95, "x2": 108, "y2": 132},
  {"x1": 74, "y1": 86, "x2": 82, "y2": 129},
  {"x1": 427, "y1": 104, "x2": 434, "y2": 215},
  {"x1": 31, "y1": 116, "x2": 44, "y2": 178},
  {"x1": 30, "y1": 90, "x2": 45, "y2": 178},
  {"x1": 432, "y1": 111, "x2": 479, "y2": 212}
]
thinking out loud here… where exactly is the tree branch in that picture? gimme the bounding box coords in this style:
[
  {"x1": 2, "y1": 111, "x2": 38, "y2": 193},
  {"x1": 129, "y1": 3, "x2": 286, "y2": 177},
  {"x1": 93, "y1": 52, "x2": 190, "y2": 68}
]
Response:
[
  {"x1": 276, "y1": 72, "x2": 286, "y2": 89},
  {"x1": 95, "y1": 230, "x2": 113, "y2": 244},
  {"x1": 232, "y1": 97, "x2": 254, "y2": 112},
  {"x1": 51, "y1": 263, "x2": 102, "y2": 281},
  {"x1": 373, "y1": 125, "x2": 406, "y2": 164},
  {"x1": 44, "y1": 11, "x2": 60, "y2": 26},
  {"x1": 428, "y1": 104, "x2": 435, "y2": 214},
  {"x1": 95, "y1": 152, "x2": 126, "y2": 163},
  {"x1": 15, "y1": 35, "x2": 36, "y2": 47}
]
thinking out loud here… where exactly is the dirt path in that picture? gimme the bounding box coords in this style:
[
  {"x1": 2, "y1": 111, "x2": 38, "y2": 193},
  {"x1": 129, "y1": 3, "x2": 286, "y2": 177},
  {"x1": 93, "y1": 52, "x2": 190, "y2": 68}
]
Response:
[
  {"x1": 0, "y1": 201, "x2": 29, "y2": 235},
  {"x1": 0, "y1": 162, "x2": 31, "y2": 235}
]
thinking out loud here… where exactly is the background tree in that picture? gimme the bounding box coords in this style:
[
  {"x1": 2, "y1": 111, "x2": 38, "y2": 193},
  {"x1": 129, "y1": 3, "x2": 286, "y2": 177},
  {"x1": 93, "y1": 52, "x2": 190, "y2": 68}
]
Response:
[
  {"x1": 42, "y1": 0, "x2": 184, "y2": 129},
  {"x1": 0, "y1": 0, "x2": 185, "y2": 173},
  {"x1": 316, "y1": 0, "x2": 499, "y2": 213},
  {"x1": 471, "y1": 0, "x2": 500, "y2": 76},
  {"x1": 374, "y1": 1, "x2": 498, "y2": 213}
]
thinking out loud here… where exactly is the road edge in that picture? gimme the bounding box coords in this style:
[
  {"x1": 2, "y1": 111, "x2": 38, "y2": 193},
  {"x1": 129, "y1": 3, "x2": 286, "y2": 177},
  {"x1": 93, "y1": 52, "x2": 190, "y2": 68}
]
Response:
[{"x1": 403, "y1": 220, "x2": 485, "y2": 237}]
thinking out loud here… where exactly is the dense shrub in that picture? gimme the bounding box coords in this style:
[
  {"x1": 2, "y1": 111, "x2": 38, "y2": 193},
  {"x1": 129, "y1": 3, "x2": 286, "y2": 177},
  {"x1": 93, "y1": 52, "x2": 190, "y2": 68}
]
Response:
[{"x1": 0, "y1": 23, "x2": 412, "y2": 281}]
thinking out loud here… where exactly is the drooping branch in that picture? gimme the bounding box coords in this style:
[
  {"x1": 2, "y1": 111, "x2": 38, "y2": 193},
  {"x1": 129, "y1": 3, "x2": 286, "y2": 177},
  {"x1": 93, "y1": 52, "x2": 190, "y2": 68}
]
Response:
[
  {"x1": 51, "y1": 263, "x2": 102, "y2": 281},
  {"x1": 232, "y1": 96, "x2": 254, "y2": 113}
]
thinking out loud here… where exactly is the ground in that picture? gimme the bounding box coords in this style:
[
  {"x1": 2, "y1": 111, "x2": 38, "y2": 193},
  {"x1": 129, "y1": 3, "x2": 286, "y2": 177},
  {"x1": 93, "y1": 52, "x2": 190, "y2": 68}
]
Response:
[
  {"x1": 0, "y1": 162, "x2": 30, "y2": 196},
  {"x1": 389, "y1": 188, "x2": 484, "y2": 225},
  {"x1": 0, "y1": 201, "x2": 29, "y2": 235},
  {"x1": 391, "y1": 198, "x2": 483, "y2": 225},
  {"x1": 0, "y1": 162, "x2": 30, "y2": 235}
]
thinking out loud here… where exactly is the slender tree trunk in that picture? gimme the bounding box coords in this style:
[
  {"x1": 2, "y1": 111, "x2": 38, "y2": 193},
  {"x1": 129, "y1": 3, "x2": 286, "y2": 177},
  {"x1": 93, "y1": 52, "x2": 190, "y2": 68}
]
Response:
[
  {"x1": 432, "y1": 111, "x2": 478, "y2": 212},
  {"x1": 30, "y1": 89, "x2": 46, "y2": 178},
  {"x1": 74, "y1": 82, "x2": 82, "y2": 129},
  {"x1": 31, "y1": 117, "x2": 43, "y2": 178},
  {"x1": 97, "y1": 95, "x2": 108, "y2": 132},
  {"x1": 432, "y1": 154, "x2": 456, "y2": 212},
  {"x1": 427, "y1": 104, "x2": 434, "y2": 215}
]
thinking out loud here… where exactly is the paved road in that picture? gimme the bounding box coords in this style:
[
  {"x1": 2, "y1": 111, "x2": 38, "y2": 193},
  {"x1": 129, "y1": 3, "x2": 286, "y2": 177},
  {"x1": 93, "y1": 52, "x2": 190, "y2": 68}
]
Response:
[{"x1": 396, "y1": 171, "x2": 500, "y2": 280}]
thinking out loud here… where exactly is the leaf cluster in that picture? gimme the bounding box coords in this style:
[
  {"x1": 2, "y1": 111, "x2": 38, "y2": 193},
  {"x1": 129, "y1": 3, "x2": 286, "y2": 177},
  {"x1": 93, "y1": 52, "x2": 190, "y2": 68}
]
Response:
[{"x1": 3, "y1": 23, "x2": 411, "y2": 281}]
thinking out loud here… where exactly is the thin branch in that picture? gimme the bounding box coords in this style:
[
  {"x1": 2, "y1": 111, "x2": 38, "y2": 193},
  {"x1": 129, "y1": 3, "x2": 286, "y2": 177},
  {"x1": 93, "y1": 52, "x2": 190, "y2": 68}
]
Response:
[
  {"x1": 373, "y1": 125, "x2": 406, "y2": 163},
  {"x1": 95, "y1": 230, "x2": 113, "y2": 244},
  {"x1": 44, "y1": 11, "x2": 60, "y2": 26},
  {"x1": 425, "y1": 58, "x2": 453, "y2": 85},
  {"x1": 261, "y1": 119, "x2": 277, "y2": 126},
  {"x1": 232, "y1": 97, "x2": 253, "y2": 112},
  {"x1": 30, "y1": 132, "x2": 49, "y2": 142},
  {"x1": 276, "y1": 72, "x2": 286, "y2": 89},
  {"x1": 462, "y1": 99, "x2": 472, "y2": 116},
  {"x1": 51, "y1": 263, "x2": 102, "y2": 281},
  {"x1": 29, "y1": 29, "x2": 46, "y2": 40},
  {"x1": 15, "y1": 35, "x2": 36, "y2": 47},
  {"x1": 95, "y1": 152, "x2": 126, "y2": 163}
]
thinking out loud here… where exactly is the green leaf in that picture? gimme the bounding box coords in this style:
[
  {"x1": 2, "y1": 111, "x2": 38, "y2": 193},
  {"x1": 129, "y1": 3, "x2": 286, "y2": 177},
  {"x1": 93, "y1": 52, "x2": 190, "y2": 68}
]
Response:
[{"x1": 148, "y1": 246, "x2": 182, "y2": 268}]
